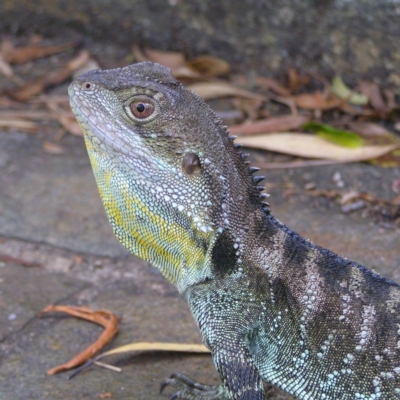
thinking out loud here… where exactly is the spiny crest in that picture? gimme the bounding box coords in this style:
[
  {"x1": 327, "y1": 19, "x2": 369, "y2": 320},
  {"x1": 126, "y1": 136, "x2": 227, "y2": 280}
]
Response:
[{"x1": 223, "y1": 124, "x2": 270, "y2": 214}]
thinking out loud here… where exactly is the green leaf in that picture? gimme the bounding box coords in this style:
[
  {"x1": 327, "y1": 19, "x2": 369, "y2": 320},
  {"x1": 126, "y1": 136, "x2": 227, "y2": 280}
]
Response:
[
  {"x1": 331, "y1": 76, "x2": 369, "y2": 105},
  {"x1": 303, "y1": 122, "x2": 364, "y2": 148}
]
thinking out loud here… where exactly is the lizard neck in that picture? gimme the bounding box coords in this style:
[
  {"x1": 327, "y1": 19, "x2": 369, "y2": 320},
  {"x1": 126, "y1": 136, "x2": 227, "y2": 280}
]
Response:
[{"x1": 85, "y1": 136, "x2": 216, "y2": 289}]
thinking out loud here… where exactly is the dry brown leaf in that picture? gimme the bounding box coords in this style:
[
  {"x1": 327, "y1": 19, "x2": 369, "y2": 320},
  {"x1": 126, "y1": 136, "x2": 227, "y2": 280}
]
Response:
[
  {"x1": 1, "y1": 38, "x2": 77, "y2": 64},
  {"x1": 144, "y1": 48, "x2": 186, "y2": 69},
  {"x1": 0, "y1": 54, "x2": 14, "y2": 78},
  {"x1": 291, "y1": 91, "x2": 342, "y2": 110},
  {"x1": 40, "y1": 305, "x2": 119, "y2": 375},
  {"x1": 99, "y1": 393, "x2": 113, "y2": 399},
  {"x1": 229, "y1": 115, "x2": 310, "y2": 135},
  {"x1": 0, "y1": 118, "x2": 39, "y2": 133},
  {"x1": 95, "y1": 342, "x2": 210, "y2": 362},
  {"x1": 187, "y1": 55, "x2": 230, "y2": 77},
  {"x1": 8, "y1": 50, "x2": 90, "y2": 101},
  {"x1": 340, "y1": 191, "x2": 360, "y2": 205},
  {"x1": 239, "y1": 133, "x2": 399, "y2": 161},
  {"x1": 255, "y1": 76, "x2": 291, "y2": 97},
  {"x1": 358, "y1": 81, "x2": 387, "y2": 111},
  {"x1": 383, "y1": 88, "x2": 398, "y2": 111},
  {"x1": 134, "y1": 46, "x2": 201, "y2": 79},
  {"x1": 392, "y1": 194, "x2": 400, "y2": 206},
  {"x1": 347, "y1": 122, "x2": 393, "y2": 137},
  {"x1": 0, "y1": 110, "x2": 55, "y2": 120},
  {"x1": 70, "y1": 341, "x2": 210, "y2": 378},
  {"x1": 287, "y1": 68, "x2": 309, "y2": 92},
  {"x1": 45, "y1": 101, "x2": 83, "y2": 136},
  {"x1": 188, "y1": 81, "x2": 265, "y2": 101},
  {"x1": 232, "y1": 97, "x2": 263, "y2": 121},
  {"x1": 43, "y1": 142, "x2": 65, "y2": 154}
]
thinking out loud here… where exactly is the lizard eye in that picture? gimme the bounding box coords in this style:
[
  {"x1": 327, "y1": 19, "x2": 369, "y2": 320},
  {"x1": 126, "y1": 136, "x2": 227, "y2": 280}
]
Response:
[{"x1": 130, "y1": 101, "x2": 155, "y2": 119}]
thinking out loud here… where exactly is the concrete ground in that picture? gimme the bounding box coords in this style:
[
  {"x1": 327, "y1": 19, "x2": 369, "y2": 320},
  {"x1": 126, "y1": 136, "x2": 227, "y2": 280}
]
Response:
[{"x1": 0, "y1": 113, "x2": 399, "y2": 399}]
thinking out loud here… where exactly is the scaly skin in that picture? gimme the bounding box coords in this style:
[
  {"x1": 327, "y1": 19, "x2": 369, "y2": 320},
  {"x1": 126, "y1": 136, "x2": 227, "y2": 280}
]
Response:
[{"x1": 69, "y1": 62, "x2": 400, "y2": 400}]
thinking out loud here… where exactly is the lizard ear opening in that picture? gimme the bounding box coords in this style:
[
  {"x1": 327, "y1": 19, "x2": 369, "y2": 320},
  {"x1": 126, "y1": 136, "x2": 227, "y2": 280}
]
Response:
[{"x1": 182, "y1": 153, "x2": 200, "y2": 175}]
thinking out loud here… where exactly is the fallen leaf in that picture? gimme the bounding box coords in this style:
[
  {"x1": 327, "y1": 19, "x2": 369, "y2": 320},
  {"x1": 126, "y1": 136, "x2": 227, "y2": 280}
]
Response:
[
  {"x1": 187, "y1": 55, "x2": 230, "y2": 77},
  {"x1": 232, "y1": 97, "x2": 263, "y2": 121},
  {"x1": 287, "y1": 68, "x2": 309, "y2": 92},
  {"x1": 187, "y1": 81, "x2": 265, "y2": 101},
  {"x1": 331, "y1": 76, "x2": 368, "y2": 105},
  {"x1": 358, "y1": 81, "x2": 387, "y2": 111},
  {"x1": 229, "y1": 115, "x2": 310, "y2": 135},
  {"x1": 383, "y1": 88, "x2": 398, "y2": 111},
  {"x1": 303, "y1": 122, "x2": 364, "y2": 148},
  {"x1": 392, "y1": 194, "x2": 400, "y2": 206},
  {"x1": 39, "y1": 305, "x2": 119, "y2": 375},
  {"x1": 45, "y1": 101, "x2": 83, "y2": 136},
  {"x1": 0, "y1": 118, "x2": 39, "y2": 133},
  {"x1": 8, "y1": 50, "x2": 90, "y2": 101},
  {"x1": 255, "y1": 76, "x2": 291, "y2": 97},
  {"x1": 0, "y1": 254, "x2": 41, "y2": 267},
  {"x1": 70, "y1": 342, "x2": 210, "y2": 379},
  {"x1": 348, "y1": 122, "x2": 394, "y2": 137},
  {"x1": 73, "y1": 58, "x2": 101, "y2": 79},
  {"x1": 0, "y1": 110, "x2": 55, "y2": 120},
  {"x1": 0, "y1": 54, "x2": 14, "y2": 78},
  {"x1": 239, "y1": 133, "x2": 399, "y2": 160},
  {"x1": 99, "y1": 393, "x2": 113, "y2": 399},
  {"x1": 43, "y1": 142, "x2": 65, "y2": 154},
  {"x1": 141, "y1": 47, "x2": 201, "y2": 79},
  {"x1": 340, "y1": 191, "x2": 360, "y2": 205},
  {"x1": 1, "y1": 38, "x2": 78, "y2": 64},
  {"x1": 96, "y1": 342, "x2": 209, "y2": 360},
  {"x1": 144, "y1": 48, "x2": 186, "y2": 69},
  {"x1": 291, "y1": 91, "x2": 342, "y2": 110}
]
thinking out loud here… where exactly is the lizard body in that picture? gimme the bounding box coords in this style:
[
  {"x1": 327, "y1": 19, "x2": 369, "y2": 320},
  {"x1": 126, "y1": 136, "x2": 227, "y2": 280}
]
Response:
[{"x1": 69, "y1": 62, "x2": 400, "y2": 399}]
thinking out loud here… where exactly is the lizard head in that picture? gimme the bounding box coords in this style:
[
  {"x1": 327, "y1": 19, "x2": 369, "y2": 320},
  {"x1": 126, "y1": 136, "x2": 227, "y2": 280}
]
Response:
[{"x1": 69, "y1": 62, "x2": 267, "y2": 290}]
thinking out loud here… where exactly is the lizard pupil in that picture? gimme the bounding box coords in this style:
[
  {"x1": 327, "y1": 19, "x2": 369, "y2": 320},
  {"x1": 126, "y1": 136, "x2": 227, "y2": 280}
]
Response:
[
  {"x1": 182, "y1": 153, "x2": 200, "y2": 175},
  {"x1": 130, "y1": 101, "x2": 155, "y2": 119}
]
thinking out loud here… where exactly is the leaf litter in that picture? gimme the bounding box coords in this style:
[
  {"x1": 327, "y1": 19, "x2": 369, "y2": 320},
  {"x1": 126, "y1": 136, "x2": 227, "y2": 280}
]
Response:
[{"x1": 1, "y1": 38, "x2": 399, "y2": 166}]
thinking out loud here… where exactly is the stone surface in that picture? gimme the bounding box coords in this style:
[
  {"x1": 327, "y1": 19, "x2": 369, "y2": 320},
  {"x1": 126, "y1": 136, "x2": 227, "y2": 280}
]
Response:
[
  {"x1": 0, "y1": 121, "x2": 398, "y2": 398},
  {"x1": 1, "y1": 0, "x2": 400, "y2": 83}
]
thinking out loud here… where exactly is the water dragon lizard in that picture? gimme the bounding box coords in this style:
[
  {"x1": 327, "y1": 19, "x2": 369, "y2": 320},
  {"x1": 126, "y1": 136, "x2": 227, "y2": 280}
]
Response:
[{"x1": 68, "y1": 62, "x2": 400, "y2": 400}]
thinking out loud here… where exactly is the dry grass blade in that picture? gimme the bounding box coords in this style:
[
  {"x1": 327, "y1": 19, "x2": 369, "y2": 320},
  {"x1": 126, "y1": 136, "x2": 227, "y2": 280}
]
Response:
[
  {"x1": 229, "y1": 115, "x2": 310, "y2": 135},
  {"x1": 39, "y1": 305, "x2": 119, "y2": 375},
  {"x1": 239, "y1": 133, "x2": 399, "y2": 161},
  {"x1": 1, "y1": 39, "x2": 78, "y2": 64},
  {"x1": 188, "y1": 81, "x2": 265, "y2": 101}
]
